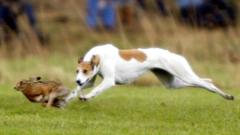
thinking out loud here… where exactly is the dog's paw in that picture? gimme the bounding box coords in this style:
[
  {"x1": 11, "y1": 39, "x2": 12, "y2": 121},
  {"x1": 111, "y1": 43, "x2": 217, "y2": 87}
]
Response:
[{"x1": 225, "y1": 95, "x2": 234, "y2": 100}]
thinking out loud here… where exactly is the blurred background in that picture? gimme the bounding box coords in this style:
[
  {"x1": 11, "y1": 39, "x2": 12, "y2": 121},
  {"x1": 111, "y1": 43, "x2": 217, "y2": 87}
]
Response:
[{"x1": 0, "y1": 0, "x2": 239, "y2": 89}]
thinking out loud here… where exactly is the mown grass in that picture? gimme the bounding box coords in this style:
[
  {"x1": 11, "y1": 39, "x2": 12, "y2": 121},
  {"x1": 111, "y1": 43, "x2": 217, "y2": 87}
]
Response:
[
  {"x1": 0, "y1": 51, "x2": 239, "y2": 135},
  {"x1": 0, "y1": 84, "x2": 239, "y2": 135},
  {"x1": 0, "y1": 1, "x2": 239, "y2": 134}
]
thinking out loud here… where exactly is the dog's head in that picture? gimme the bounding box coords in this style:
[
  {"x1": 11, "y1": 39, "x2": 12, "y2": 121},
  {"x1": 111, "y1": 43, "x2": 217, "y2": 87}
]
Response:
[
  {"x1": 14, "y1": 76, "x2": 42, "y2": 91},
  {"x1": 76, "y1": 55, "x2": 100, "y2": 87}
]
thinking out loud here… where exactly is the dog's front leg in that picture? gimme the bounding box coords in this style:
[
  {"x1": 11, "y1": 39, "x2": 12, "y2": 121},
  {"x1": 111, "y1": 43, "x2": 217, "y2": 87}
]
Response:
[
  {"x1": 65, "y1": 86, "x2": 82, "y2": 102},
  {"x1": 80, "y1": 78, "x2": 115, "y2": 101}
]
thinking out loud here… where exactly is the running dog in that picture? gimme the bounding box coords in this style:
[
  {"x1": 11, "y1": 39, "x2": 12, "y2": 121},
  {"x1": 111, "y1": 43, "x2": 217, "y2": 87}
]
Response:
[
  {"x1": 66, "y1": 44, "x2": 234, "y2": 101},
  {"x1": 15, "y1": 77, "x2": 70, "y2": 108}
]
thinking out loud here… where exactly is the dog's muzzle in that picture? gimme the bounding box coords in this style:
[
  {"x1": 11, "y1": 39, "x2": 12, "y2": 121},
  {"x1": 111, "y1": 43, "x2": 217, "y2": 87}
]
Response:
[
  {"x1": 76, "y1": 80, "x2": 84, "y2": 86},
  {"x1": 76, "y1": 79, "x2": 90, "y2": 87}
]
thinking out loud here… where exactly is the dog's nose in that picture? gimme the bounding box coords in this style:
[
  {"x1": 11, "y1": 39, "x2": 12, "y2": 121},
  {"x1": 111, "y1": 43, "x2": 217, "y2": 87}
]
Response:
[{"x1": 76, "y1": 80, "x2": 83, "y2": 86}]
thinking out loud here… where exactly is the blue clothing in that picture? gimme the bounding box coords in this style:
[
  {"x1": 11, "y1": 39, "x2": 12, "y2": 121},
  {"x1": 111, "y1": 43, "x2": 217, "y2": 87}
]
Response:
[
  {"x1": 86, "y1": 0, "x2": 116, "y2": 29},
  {"x1": 0, "y1": 4, "x2": 19, "y2": 32},
  {"x1": 0, "y1": 1, "x2": 45, "y2": 44},
  {"x1": 0, "y1": 2, "x2": 37, "y2": 33},
  {"x1": 117, "y1": 0, "x2": 134, "y2": 6},
  {"x1": 86, "y1": 0, "x2": 98, "y2": 28},
  {"x1": 176, "y1": 0, "x2": 204, "y2": 8},
  {"x1": 23, "y1": 2, "x2": 37, "y2": 27}
]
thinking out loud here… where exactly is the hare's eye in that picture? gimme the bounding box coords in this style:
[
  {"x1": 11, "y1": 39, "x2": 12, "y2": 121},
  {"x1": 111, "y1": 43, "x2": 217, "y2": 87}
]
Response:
[{"x1": 76, "y1": 70, "x2": 79, "y2": 73}]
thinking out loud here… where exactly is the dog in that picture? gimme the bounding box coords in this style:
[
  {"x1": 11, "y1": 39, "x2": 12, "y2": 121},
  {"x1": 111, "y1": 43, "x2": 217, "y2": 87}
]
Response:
[
  {"x1": 15, "y1": 77, "x2": 70, "y2": 108},
  {"x1": 66, "y1": 44, "x2": 234, "y2": 101}
]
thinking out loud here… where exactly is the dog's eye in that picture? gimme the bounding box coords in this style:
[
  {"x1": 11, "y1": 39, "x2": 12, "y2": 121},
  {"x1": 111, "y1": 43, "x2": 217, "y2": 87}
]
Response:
[
  {"x1": 83, "y1": 69, "x2": 87, "y2": 74},
  {"x1": 76, "y1": 70, "x2": 79, "y2": 73}
]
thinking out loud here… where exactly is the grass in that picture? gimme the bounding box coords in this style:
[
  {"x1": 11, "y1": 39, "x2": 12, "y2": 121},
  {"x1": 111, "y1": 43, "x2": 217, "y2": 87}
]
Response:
[
  {"x1": 0, "y1": 54, "x2": 238, "y2": 135},
  {"x1": 0, "y1": 51, "x2": 238, "y2": 135},
  {"x1": 0, "y1": 1, "x2": 239, "y2": 134},
  {"x1": 0, "y1": 84, "x2": 239, "y2": 135}
]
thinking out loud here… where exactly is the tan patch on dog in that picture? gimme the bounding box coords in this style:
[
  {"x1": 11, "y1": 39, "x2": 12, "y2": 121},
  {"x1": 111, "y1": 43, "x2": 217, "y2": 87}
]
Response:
[
  {"x1": 119, "y1": 49, "x2": 147, "y2": 62},
  {"x1": 78, "y1": 62, "x2": 93, "y2": 75}
]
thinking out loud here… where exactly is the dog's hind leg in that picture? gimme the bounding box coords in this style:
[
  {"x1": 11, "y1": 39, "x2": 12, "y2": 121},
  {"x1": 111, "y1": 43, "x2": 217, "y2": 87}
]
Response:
[
  {"x1": 151, "y1": 68, "x2": 234, "y2": 100},
  {"x1": 192, "y1": 80, "x2": 234, "y2": 100},
  {"x1": 201, "y1": 78, "x2": 212, "y2": 83},
  {"x1": 151, "y1": 68, "x2": 194, "y2": 88}
]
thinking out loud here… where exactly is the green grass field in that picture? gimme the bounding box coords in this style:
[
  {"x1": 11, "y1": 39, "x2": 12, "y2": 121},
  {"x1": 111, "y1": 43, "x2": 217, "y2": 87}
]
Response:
[
  {"x1": 0, "y1": 54, "x2": 239, "y2": 135},
  {"x1": 0, "y1": 84, "x2": 239, "y2": 135},
  {"x1": 0, "y1": 1, "x2": 240, "y2": 134}
]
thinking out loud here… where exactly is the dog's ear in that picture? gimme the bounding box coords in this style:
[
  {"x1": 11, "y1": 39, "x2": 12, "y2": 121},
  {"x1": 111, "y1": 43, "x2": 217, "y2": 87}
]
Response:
[
  {"x1": 90, "y1": 55, "x2": 100, "y2": 67},
  {"x1": 78, "y1": 57, "x2": 84, "y2": 64}
]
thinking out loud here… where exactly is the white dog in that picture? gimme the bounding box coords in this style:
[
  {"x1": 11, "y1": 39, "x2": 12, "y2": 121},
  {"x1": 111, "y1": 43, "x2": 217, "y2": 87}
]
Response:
[{"x1": 66, "y1": 44, "x2": 234, "y2": 101}]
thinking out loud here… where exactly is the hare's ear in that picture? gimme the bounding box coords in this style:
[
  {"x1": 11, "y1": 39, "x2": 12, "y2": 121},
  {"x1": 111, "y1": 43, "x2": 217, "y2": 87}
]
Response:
[
  {"x1": 90, "y1": 55, "x2": 100, "y2": 67},
  {"x1": 15, "y1": 81, "x2": 23, "y2": 91},
  {"x1": 19, "y1": 81, "x2": 23, "y2": 85},
  {"x1": 36, "y1": 76, "x2": 41, "y2": 80},
  {"x1": 78, "y1": 57, "x2": 84, "y2": 64}
]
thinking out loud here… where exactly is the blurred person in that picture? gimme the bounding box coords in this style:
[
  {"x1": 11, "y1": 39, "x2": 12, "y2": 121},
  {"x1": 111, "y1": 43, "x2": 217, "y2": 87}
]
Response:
[
  {"x1": 176, "y1": 0, "x2": 237, "y2": 28},
  {"x1": 116, "y1": 0, "x2": 134, "y2": 26},
  {"x1": 155, "y1": 0, "x2": 168, "y2": 16},
  {"x1": 0, "y1": 0, "x2": 46, "y2": 44},
  {"x1": 136, "y1": 0, "x2": 146, "y2": 9},
  {"x1": 86, "y1": 0, "x2": 116, "y2": 30},
  {"x1": 176, "y1": 0, "x2": 204, "y2": 25},
  {"x1": 136, "y1": 0, "x2": 168, "y2": 16},
  {"x1": 201, "y1": 0, "x2": 237, "y2": 27}
]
